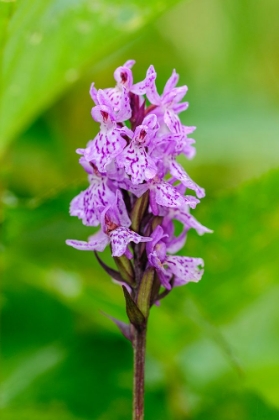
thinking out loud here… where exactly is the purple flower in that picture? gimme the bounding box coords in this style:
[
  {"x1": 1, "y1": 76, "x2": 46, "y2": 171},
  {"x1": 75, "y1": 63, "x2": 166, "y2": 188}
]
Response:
[
  {"x1": 117, "y1": 114, "x2": 159, "y2": 184},
  {"x1": 145, "y1": 66, "x2": 188, "y2": 133},
  {"x1": 69, "y1": 167, "x2": 116, "y2": 226},
  {"x1": 90, "y1": 60, "x2": 154, "y2": 123},
  {"x1": 146, "y1": 226, "x2": 204, "y2": 289},
  {"x1": 67, "y1": 191, "x2": 152, "y2": 258},
  {"x1": 79, "y1": 104, "x2": 127, "y2": 172},
  {"x1": 148, "y1": 176, "x2": 199, "y2": 215},
  {"x1": 67, "y1": 60, "x2": 211, "y2": 303}
]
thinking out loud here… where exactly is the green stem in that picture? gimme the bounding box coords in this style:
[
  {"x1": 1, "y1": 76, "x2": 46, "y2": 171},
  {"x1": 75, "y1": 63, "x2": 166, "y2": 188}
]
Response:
[{"x1": 133, "y1": 324, "x2": 147, "y2": 420}]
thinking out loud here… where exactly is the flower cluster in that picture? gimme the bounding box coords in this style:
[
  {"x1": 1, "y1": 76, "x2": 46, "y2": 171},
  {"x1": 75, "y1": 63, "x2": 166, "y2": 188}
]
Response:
[{"x1": 66, "y1": 60, "x2": 211, "y2": 297}]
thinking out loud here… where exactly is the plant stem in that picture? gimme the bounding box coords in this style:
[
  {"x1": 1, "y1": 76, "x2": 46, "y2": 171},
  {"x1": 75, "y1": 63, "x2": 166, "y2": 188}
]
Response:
[{"x1": 133, "y1": 324, "x2": 147, "y2": 420}]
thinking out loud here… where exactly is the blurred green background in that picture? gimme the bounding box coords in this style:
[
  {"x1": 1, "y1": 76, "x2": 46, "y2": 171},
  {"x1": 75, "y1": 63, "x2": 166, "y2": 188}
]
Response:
[{"x1": 1, "y1": 0, "x2": 279, "y2": 419}]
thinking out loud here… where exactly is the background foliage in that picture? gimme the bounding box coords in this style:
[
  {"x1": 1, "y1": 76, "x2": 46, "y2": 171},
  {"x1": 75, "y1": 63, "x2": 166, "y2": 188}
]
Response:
[{"x1": 1, "y1": 0, "x2": 279, "y2": 419}]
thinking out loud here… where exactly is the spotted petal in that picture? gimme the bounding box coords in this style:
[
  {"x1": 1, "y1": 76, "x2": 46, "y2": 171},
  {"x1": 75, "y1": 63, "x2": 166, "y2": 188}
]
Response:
[
  {"x1": 89, "y1": 82, "x2": 98, "y2": 104},
  {"x1": 109, "y1": 227, "x2": 152, "y2": 257},
  {"x1": 164, "y1": 109, "x2": 183, "y2": 134},
  {"x1": 152, "y1": 180, "x2": 184, "y2": 208},
  {"x1": 163, "y1": 69, "x2": 179, "y2": 95},
  {"x1": 173, "y1": 102, "x2": 189, "y2": 114},
  {"x1": 82, "y1": 174, "x2": 115, "y2": 226},
  {"x1": 151, "y1": 179, "x2": 199, "y2": 212},
  {"x1": 170, "y1": 208, "x2": 213, "y2": 235},
  {"x1": 66, "y1": 230, "x2": 110, "y2": 252},
  {"x1": 165, "y1": 256, "x2": 204, "y2": 286},
  {"x1": 169, "y1": 160, "x2": 205, "y2": 198},
  {"x1": 164, "y1": 86, "x2": 187, "y2": 106},
  {"x1": 70, "y1": 191, "x2": 86, "y2": 220},
  {"x1": 115, "y1": 190, "x2": 131, "y2": 227},
  {"x1": 145, "y1": 65, "x2": 161, "y2": 105},
  {"x1": 84, "y1": 129, "x2": 126, "y2": 173},
  {"x1": 118, "y1": 143, "x2": 157, "y2": 184}
]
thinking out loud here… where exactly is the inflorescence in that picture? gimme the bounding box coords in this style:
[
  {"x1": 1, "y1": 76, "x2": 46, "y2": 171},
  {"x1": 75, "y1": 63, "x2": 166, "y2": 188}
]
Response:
[{"x1": 66, "y1": 60, "x2": 211, "y2": 308}]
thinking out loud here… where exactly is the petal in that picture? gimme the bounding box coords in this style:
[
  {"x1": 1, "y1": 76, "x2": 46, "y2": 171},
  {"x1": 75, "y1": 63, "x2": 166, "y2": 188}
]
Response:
[
  {"x1": 133, "y1": 115, "x2": 159, "y2": 146},
  {"x1": 163, "y1": 69, "x2": 179, "y2": 95},
  {"x1": 153, "y1": 180, "x2": 185, "y2": 208},
  {"x1": 129, "y1": 183, "x2": 149, "y2": 197},
  {"x1": 115, "y1": 190, "x2": 131, "y2": 227},
  {"x1": 66, "y1": 230, "x2": 109, "y2": 252},
  {"x1": 157, "y1": 269, "x2": 172, "y2": 290},
  {"x1": 114, "y1": 66, "x2": 133, "y2": 89},
  {"x1": 171, "y1": 208, "x2": 213, "y2": 235},
  {"x1": 110, "y1": 227, "x2": 152, "y2": 257},
  {"x1": 169, "y1": 160, "x2": 205, "y2": 198},
  {"x1": 119, "y1": 125, "x2": 134, "y2": 139},
  {"x1": 148, "y1": 252, "x2": 170, "y2": 291},
  {"x1": 166, "y1": 230, "x2": 187, "y2": 254},
  {"x1": 89, "y1": 82, "x2": 99, "y2": 104},
  {"x1": 148, "y1": 251, "x2": 165, "y2": 271},
  {"x1": 184, "y1": 126, "x2": 196, "y2": 135},
  {"x1": 116, "y1": 86, "x2": 132, "y2": 122},
  {"x1": 172, "y1": 102, "x2": 189, "y2": 114},
  {"x1": 103, "y1": 88, "x2": 122, "y2": 113},
  {"x1": 172, "y1": 86, "x2": 188, "y2": 104},
  {"x1": 79, "y1": 156, "x2": 93, "y2": 174},
  {"x1": 149, "y1": 188, "x2": 159, "y2": 215},
  {"x1": 76, "y1": 148, "x2": 85, "y2": 155},
  {"x1": 145, "y1": 65, "x2": 161, "y2": 105},
  {"x1": 175, "y1": 135, "x2": 196, "y2": 158},
  {"x1": 85, "y1": 130, "x2": 127, "y2": 173},
  {"x1": 146, "y1": 225, "x2": 168, "y2": 256},
  {"x1": 164, "y1": 109, "x2": 182, "y2": 133},
  {"x1": 142, "y1": 113, "x2": 158, "y2": 130},
  {"x1": 165, "y1": 256, "x2": 204, "y2": 286},
  {"x1": 120, "y1": 143, "x2": 156, "y2": 185},
  {"x1": 91, "y1": 104, "x2": 114, "y2": 126},
  {"x1": 131, "y1": 64, "x2": 156, "y2": 96},
  {"x1": 83, "y1": 176, "x2": 115, "y2": 225},
  {"x1": 149, "y1": 134, "x2": 177, "y2": 158},
  {"x1": 118, "y1": 178, "x2": 149, "y2": 197},
  {"x1": 182, "y1": 195, "x2": 200, "y2": 209},
  {"x1": 123, "y1": 59, "x2": 135, "y2": 69},
  {"x1": 144, "y1": 162, "x2": 157, "y2": 180},
  {"x1": 106, "y1": 160, "x2": 127, "y2": 182},
  {"x1": 97, "y1": 89, "x2": 114, "y2": 111},
  {"x1": 69, "y1": 191, "x2": 85, "y2": 220},
  {"x1": 130, "y1": 79, "x2": 147, "y2": 95}
]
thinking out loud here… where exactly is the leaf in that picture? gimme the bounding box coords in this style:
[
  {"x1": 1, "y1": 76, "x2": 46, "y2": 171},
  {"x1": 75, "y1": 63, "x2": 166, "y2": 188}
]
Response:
[
  {"x1": 0, "y1": 0, "x2": 179, "y2": 156},
  {"x1": 137, "y1": 267, "x2": 154, "y2": 317},
  {"x1": 189, "y1": 168, "x2": 279, "y2": 322},
  {"x1": 101, "y1": 311, "x2": 133, "y2": 341},
  {"x1": 3, "y1": 166, "x2": 279, "y2": 413},
  {"x1": 130, "y1": 190, "x2": 149, "y2": 232},
  {"x1": 122, "y1": 286, "x2": 145, "y2": 329},
  {"x1": 0, "y1": 344, "x2": 65, "y2": 408},
  {"x1": 114, "y1": 255, "x2": 136, "y2": 287}
]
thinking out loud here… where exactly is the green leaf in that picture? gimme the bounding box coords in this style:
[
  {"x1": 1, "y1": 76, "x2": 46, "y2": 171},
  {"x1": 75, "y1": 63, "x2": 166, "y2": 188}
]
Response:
[
  {"x1": 122, "y1": 286, "x2": 145, "y2": 329},
  {"x1": 0, "y1": 344, "x2": 65, "y2": 408},
  {"x1": 114, "y1": 255, "x2": 136, "y2": 287},
  {"x1": 0, "y1": 0, "x2": 179, "y2": 156},
  {"x1": 130, "y1": 190, "x2": 149, "y2": 232},
  {"x1": 3, "y1": 165, "x2": 279, "y2": 414},
  {"x1": 137, "y1": 267, "x2": 154, "y2": 318}
]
